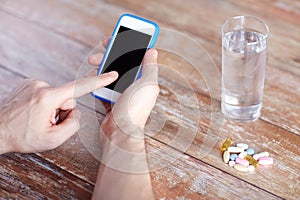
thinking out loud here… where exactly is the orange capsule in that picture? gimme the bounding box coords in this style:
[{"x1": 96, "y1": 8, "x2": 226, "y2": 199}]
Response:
[
  {"x1": 220, "y1": 138, "x2": 233, "y2": 153},
  {"x1": 244, "y1": 155, "x2": 259, "y2": 167}
]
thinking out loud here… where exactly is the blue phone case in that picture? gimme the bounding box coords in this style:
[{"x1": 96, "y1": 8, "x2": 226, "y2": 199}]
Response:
[{"x1": 92, "y1": 13, "x2": 160, "y2": 103}]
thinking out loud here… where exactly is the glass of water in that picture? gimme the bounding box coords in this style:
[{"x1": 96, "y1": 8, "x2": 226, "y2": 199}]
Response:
[{"x1": 221, "y1": 16, "x2": 269, "y2": 122}]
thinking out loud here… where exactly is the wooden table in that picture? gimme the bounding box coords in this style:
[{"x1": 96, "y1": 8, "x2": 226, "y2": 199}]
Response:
[{"x1": 0, "y1": 0, "x2": 299, "y2": 199}]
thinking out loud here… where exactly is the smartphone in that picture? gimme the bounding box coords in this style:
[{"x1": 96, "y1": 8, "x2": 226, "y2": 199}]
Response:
[{"x1": 92, "y1": 14, "x2": 160, "y2": 103}]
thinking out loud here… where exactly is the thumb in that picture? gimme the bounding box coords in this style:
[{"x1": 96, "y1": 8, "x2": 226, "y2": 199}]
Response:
[
  {"x1": 49, "y1": 109, "x2": 81, "y2": 147},
  {"x1": 141, "y1": 49, "x2": 158, "y2": 82}
]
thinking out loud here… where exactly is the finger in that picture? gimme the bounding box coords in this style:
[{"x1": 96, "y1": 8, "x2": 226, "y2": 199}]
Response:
[
  {"x1": 53, "y1": 71, "x2": 118, "y2": 104},
  {"x1": 141, "y1": 49, "x2": 158, "y2": 82},
  {"x1": 87, "y1": 36, "x2": 110, "y2": 67},
  {"x1": 49, "y1": 109, "x2": 81, "y2": 146},
  {"x1": 61, "y1": 99, "x2": 77, "y2": 110},
  {"x1": 50, "y1": 109, "x2": 59, "y2": 125},
  {"x1": 85, "y1": 68, "x2": 98, "y2": 78},
  {"x1": 102, "y1": 36, "x2": 110, "y2": 49},
  {"x1": 88, "y1": 53, "x2": 104, "y2": 66}
]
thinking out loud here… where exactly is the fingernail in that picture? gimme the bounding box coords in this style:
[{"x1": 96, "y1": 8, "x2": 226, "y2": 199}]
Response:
[
  {"x1": 151, "y1": 49, "x2": 158, "y2": 59},
  {"x1": 108, "y1": 71, "x2": 118, "y2": 77}
]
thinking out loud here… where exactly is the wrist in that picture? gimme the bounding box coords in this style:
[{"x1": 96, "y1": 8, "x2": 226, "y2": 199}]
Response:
[
  {"x1": 100, "y1": 130, "x2": 149, "y2": 174},
  {"x1": 101, "y1": 113, "x2": 146, "y2": 150},
  {"x1": 101, "y1": 124, "x2": 146, "y2": 154},
  {"x1": 100, "y1": 114, "x2": 152, "y2": 174}
]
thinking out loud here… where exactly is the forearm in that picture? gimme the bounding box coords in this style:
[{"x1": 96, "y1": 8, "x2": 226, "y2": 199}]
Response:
[
  {"x1": 92, "y1": 127, "x2": 154, "y2": 200},
  {"x1": 92, "y1": 161, "x2": 154, "y2": 200}
]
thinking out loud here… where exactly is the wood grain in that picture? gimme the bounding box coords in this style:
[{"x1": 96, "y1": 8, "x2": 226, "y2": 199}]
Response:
[
  {"x1": 147, "y1": 139, "x2": 281, "y2": 200},
  {"x1": 0, "y1": 153, "x2": 93, "y2": 199},
  {"x1": 105, "y1": 0, "x2": 300, "y2": 75},
  {"x1": 0, "y1": 70, "x2": 280, "y2": 199},
  {"x1": 1, "y1": 0, "x2": 299, "y2": 136},
  {"x1": 46, "y1": 103, "x2": 282, "y2": 199},
  {"x1": 104, "y1": 0, "x2": 300, "y2": 135},
  {"x1": 0, "y1": 9, "x2": 89, "y2": 85},
  {"x1": 149, "y1": 74, "x2": 300, "y2": 199},
  {"x1": 0, "y1": 0, "x2": 299, "y2": 199}
]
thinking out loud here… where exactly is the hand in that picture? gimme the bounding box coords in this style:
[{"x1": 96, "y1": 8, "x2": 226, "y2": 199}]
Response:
[
  {"x1": 88, "y1": 38, "x2": 159, "y2": 152},
  {"x1": 88, "y1": 37, "x2": 159, "y2": 200},
  {"x1": 0, "y1": 71, "x2": 118, "y2": 154}
]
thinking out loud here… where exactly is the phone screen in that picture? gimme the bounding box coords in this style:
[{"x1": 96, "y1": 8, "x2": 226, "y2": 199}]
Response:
[{"x1": 101, "y1": 26, "x2": 152, "y2": 93}]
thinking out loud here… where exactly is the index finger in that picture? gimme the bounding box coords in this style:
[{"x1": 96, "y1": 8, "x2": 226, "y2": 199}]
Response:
[{"x1": 52, "y1": 71, "x2": 118, "y2": 104}]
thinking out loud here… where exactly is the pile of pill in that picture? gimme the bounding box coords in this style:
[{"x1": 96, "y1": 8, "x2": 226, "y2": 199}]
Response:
[{"x1": 220, "y1": 138, "x2": 273, "y2": 172}]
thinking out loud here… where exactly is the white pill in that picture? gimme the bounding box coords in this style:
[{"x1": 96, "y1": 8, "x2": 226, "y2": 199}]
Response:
[
  {"x1": 234, "y1": 164, "x2": 248, "y2": 172},
  {"x1": 237, "y1": 143, "x2": 249, "y2": 150},
  {"x1": 228, "y1": 161, "x2": 235, "y2": 167},
  {"x1": 253, "y1": 151, "x2": 269, "y2": 160},
  {"x1": 238, "y1": 151, "x2": 247, "y2": 158},
  {"x1": 227, "y1": 146, "x2": 244, "y2": 153},
  {"x1": 223, "y1": 151, "x2": 230, "y2": 164},
  {"x1": 248, "y1": 165, "x2": 255, "y2": 172}
]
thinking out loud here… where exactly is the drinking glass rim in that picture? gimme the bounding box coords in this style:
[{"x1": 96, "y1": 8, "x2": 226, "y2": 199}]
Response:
[{"x1": 221, "y1": 16, "x2": 270, "y2": 45}]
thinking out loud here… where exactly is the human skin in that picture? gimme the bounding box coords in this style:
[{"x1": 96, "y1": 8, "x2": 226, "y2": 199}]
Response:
[
  {"x1": 89, "y1": 38, "x2": 159, "y2": 200},
  {"x1": 0, "y1": 36, "x2": 158, "y2": 199},
  {"x1": 0, "y1": 71, "x2": 118, "y2": 154}
]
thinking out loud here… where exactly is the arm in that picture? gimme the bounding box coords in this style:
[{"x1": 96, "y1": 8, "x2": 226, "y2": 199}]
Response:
[
  {"x1": 92, "y1": 49, "x2": 159, "y2": 200},
  {"x1": 92, "y1": 126, "x2": 154, "y2": 200}
]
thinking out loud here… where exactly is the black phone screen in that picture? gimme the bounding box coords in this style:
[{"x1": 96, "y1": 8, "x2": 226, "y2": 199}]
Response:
[{"x1": 101, "y1": 26, "x2": 152, "y2": 93}]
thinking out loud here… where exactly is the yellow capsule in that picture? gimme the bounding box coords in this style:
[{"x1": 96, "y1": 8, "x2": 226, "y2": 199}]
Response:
[
  {"x1": 234, "y1": 164, "x2": 248, "y2": 172},
  {"x1": 223, "y1": 151, "x2": 230, "y2": 164},
  {"x1": 220, "y1": 138, "x2": 233, "y2": 153},
  {"x1": 244, "y1": 155, "x2": 259, "y2": 167}
]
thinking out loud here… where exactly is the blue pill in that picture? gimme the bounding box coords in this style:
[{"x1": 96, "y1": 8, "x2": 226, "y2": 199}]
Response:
[
  {"x1": 246, "y1": 148, "x2": 255, "y2": 155},
  {"x1": 230, "y1": 154, "x2": 238, "y2": 161}
]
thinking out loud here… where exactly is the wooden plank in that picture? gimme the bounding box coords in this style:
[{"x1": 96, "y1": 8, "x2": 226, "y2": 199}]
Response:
[
  {"x1": 0, "y1": 0, "x2": 299, "y2": 136},
  {"x1": 0, "y1": 153, "x2": 93, "y2": 199},
  {"x1": 0, "y1": 0, "x2": 299, "y2": 199},
  {"x1": 0, "y1": 68, "x2": 279, "y2": 199},
  {"x1": 38, "y1": 84, "x2": 300, "y2": 199},
  {"x1": 0, "y1": 8, "x2": 108, "y2": 114},
  {"x1": 0, "y1": 9, "x2": 89, "y2": 86},
  {"x1": 147, "y1": 139, "x2": 281, "y2": 200},
  {"x1": 0, "y1": 0, "x2": 121, "y2": 47},
  {"x1": 46, "y1": 103, "x2": 281, "y2": 199},
  {"x1": 1, "y1": 62, "x2": 297, "y2": 199},
  {"x1": 104, "y1": 0, "x2": 300, "y2": 135},
  {"x1": 148, "y1": 73, "x2": 300, "y2": 199},
  {"x1": 0, "y1": 66, "x2": 25, "y2": 103},
  {"x1": 105, "y1": 0, "x2": 300, "y2": 76},
  {"x1": 157, "y1": 50, "x2": 300, "y2": 136}
]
